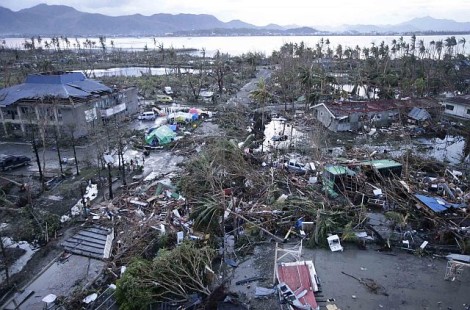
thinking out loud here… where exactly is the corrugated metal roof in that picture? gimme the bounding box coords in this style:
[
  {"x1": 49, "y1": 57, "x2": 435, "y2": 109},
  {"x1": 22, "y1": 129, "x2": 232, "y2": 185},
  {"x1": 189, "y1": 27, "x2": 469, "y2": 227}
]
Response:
[
  {"x1": 415, "y1": 194, "x2": 463, "y2": 213},
  {"x1": 62, "y1": 226, "x2": 114, "y2": 259},
  {"x1": 325, "y1": 165, "x2": 356, "y2": 176},
  {"x1": 408, "y1": 107, "x2": 431, "y2": 121},
  {"x1": 0, "y1": 72, "x2": 111, "y2": 107},
  {"x1": 363, "y1": 159, "x2": 402, "y2": 169}
]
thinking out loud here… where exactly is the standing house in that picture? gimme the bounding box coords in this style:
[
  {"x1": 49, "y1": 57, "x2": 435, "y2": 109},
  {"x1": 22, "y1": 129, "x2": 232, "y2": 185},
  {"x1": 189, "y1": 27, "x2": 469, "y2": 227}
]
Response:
[
  {"x1": 312, "y1": 100, "x2": 399, "y2": 132},
  {"x1": 440, "y1": 95, "x2": 470, "y2": 119},
  {"x1": 0, "y1": 71, "x2": 138, "y2": 138}
]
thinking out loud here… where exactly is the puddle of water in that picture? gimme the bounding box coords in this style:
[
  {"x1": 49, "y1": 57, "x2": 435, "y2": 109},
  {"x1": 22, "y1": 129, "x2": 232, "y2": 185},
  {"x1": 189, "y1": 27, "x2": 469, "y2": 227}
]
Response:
[
  {"x1": 0, "y1": 238, "x2": 38, "y2": 282},
  {"x1": 334, "y1": 84, "x2": 379, "y2": 99},
  {"x1": 329, "y1": 135, "x2": 467, "y2": 165},
  {"x1": 77, "y1": 67, "x2": 200, "y2": 77},
  {"x1": 260, "y1": 119, "x2": 309, "y2": 152}
]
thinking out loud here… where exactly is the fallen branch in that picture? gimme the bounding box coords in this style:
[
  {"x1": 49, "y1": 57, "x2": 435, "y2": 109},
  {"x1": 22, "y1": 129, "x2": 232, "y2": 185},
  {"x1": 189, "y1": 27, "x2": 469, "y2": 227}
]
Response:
[{"x1": 341, "y1": 271, "x2": 388, "y2": 296}]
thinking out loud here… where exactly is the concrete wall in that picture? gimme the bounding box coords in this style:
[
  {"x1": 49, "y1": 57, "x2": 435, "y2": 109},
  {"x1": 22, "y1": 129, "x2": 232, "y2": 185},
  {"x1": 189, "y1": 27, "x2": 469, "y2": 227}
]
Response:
[
  {"x1": 314, "y1": 105, "x2": 338, "y2": 131},
  {"x1": 123, "y1": 87, "x2": 139, "y2": 115},
  {"x1": 61, "y1": 104, "x2": 89, "y2": 138}
]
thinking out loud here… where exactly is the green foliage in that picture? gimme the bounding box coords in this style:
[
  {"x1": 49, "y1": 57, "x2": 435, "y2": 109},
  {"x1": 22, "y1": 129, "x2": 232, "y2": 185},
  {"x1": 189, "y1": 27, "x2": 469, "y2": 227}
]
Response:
[
  {"x1": 385, "y1": 211, "x2": 409, "y2": 229},
  {"x1": 116, "y1": 242, "x2": 216, "y2": 309},
  {"x1": 115, "y1": 259, "x2": 154, "y2": 310},
  {"x1": 189, "y1": 196, "x2": 223, "y2": 233},
  {"x1": 341, "y1": 222, "x2": 358, "y2": 242}
]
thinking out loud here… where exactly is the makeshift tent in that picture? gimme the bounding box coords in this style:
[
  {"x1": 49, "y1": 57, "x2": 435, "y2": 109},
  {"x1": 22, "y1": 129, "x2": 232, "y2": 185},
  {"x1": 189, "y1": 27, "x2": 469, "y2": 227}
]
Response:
[
  {"x1": 145, "y1": 125, "x2": 176, "y2": 146},
  {"x1": 168, "y1": 112, "x2": 198, "y2": 124}
]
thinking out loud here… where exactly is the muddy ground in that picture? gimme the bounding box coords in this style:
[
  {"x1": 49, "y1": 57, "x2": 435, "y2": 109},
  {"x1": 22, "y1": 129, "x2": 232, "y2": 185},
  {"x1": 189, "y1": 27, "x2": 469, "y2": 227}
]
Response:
[{"x1": 229, "y1": 242, "x2": 470, "y2": 310}]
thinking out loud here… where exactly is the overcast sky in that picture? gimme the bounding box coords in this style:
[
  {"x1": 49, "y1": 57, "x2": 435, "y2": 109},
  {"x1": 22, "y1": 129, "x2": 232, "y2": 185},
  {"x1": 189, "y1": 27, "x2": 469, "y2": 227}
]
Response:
[{"x1": 2, "y1": 0, "x2": 469, "y2": 27}]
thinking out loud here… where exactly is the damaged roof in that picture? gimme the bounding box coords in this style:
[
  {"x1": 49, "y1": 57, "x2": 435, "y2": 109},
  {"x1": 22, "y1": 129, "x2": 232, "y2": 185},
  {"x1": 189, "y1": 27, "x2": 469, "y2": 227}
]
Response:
[
  {"x1": 0, "y1": 71, "x2": 111, "y2": 107},
  {"x1": 408, "y1": 107, "x2": 431, "y2": 121},
  {"x1": 314, "y1": 100, "x2": 398, "y2": 118},
  {"x1": 62, "y1": 226, "x2": 114, "y2": 259},
  {"x1": 441, "y1": 95, "x2": 470, "y2": 107}
]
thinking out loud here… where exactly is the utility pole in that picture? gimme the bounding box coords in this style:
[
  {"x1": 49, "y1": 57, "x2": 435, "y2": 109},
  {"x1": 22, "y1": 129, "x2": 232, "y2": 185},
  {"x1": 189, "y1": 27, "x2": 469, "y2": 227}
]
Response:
[
  {"x1": 103, "y1": 154, "x2": 115, "y2": 200},
  {"x1": 53, "y1": 128, "x2": 63, "y2": 176},
  {"x1": 31, "y1": 135, "x2": 44, "y2": 191},
  {"x1": 108, "y1": 163, "x2": 113, "y2": 200}
]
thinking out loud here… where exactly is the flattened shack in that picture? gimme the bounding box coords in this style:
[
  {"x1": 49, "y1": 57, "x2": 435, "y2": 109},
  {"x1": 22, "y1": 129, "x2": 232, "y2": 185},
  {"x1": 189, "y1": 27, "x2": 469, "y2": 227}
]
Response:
[{"x1": 312, "y1": 100, "x2": 398, "y2": 132}]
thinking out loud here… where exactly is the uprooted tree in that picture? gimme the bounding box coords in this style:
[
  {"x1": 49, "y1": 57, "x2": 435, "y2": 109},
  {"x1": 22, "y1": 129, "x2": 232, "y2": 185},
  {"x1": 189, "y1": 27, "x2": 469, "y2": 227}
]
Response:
[{"x1": 115, "y1": 242, "x2": 216, "y2": 310}]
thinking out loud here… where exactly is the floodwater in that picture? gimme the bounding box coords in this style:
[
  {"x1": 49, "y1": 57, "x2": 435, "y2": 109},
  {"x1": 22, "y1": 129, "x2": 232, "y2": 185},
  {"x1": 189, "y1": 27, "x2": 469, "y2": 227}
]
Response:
[
  {"x1": 3, "y1": 35, "x2": 470, "y2": 57},
  {"x1": 354, "y1": 134, "x2": 467, "y2": 165},
  {"x1": 0, "y1": 238, "x2": 38, "y2": 283},
  {"x1": 261, "y1": 119, "x2": 308, "y2": 152},
  {"x1": 229, "y1": 243, "x2": 470, "y2": 310},
  {"x1": 79, "y1": 66, "x2": 199, "y2": 77},
  {"x1": 3, "y1": 254, "x2": 105, "y2": 310},
  {"x1": 306, "y1": 247, "x2": 470, "y2": 310}
]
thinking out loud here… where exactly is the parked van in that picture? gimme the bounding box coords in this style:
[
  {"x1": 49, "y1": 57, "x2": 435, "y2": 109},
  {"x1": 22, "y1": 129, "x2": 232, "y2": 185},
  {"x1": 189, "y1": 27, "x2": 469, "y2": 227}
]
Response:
[
  {"x1": 138, "y1": 111, "x2": 156, "y2": 121},
  {"x1": 164, "y1": 86, "x2": 173, "y2": 95},
  {"x1": 156, "y1": 95, "x2": 173, "y2": 103}
]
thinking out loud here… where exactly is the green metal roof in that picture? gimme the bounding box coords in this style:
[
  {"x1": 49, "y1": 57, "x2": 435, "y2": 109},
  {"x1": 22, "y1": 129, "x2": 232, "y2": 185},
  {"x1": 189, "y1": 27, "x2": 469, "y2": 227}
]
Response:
[
  {"x1": 324, "y1": 165, "x2": 356, "y2": 176},
  {"x1": 362, "y1": 159, "x2": 402, "y2": 169}
]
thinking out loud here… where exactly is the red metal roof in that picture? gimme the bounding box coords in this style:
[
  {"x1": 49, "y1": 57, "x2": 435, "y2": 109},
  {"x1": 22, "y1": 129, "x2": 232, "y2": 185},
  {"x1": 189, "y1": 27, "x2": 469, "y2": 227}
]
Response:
[
  {"x1": 277, "y1": 262, "x2": 318, "y2": 310},
  {"x1": 324, "y1": 100, "x2": 398, "y2": 117}
]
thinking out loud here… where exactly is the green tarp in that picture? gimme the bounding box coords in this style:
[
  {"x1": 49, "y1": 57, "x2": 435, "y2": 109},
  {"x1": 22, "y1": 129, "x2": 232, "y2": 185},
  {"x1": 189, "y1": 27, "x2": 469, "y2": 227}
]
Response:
[{"x1": 145, "y1": 125, "x2": 176, "y2": 146}]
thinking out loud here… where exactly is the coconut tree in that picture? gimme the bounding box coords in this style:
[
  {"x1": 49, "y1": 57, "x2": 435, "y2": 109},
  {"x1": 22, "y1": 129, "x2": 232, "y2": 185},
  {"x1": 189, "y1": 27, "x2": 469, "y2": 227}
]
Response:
[
  {"x1": 458, "y1": 37, "x2": 466, "y2": 56},
  {"x1": 250, "y1": 78, "x2": 272, "y2": 150}
]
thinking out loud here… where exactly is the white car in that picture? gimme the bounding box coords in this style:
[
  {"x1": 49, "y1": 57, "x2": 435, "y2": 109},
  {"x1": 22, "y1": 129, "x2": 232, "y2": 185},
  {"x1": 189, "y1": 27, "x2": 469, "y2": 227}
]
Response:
[
  {"x1": 138, "y1": 111, "x2": 156, "y2": 121},
  {"x1": 284, "y1": 159, "x2": 314, "y2": 174}
]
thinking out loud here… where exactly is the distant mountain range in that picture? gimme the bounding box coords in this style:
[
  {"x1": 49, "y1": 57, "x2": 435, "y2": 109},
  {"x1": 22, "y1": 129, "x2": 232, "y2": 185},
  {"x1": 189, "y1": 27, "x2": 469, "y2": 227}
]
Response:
[
  {"x1": 0, "y1": 4, "x2": 469, "y2": 36},
  {"x1": 324, "y1": 16, "x2": 470, "y2": 34}
]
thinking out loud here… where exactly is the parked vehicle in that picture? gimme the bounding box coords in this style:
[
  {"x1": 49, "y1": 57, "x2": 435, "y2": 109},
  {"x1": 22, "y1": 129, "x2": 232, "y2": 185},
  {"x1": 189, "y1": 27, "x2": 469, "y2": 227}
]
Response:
[
  {"x1": 156, "y1": 95, "x2": 173, "y2": 103},
  {"x1": 138, "y1": 111, "x2": 156, "y2": 121},
  {"x1": 272, "y1": 134, "x2": 288, "y2": 141},
  {"x1": 164, "y1": 86, "x2": 173, "y2": 95},
  {"x1": 284, "y1": 159, "x2": 312, "y2": 174},
  {"x1": 0, "y1": 154, "x2": 31, "y2": 171}
]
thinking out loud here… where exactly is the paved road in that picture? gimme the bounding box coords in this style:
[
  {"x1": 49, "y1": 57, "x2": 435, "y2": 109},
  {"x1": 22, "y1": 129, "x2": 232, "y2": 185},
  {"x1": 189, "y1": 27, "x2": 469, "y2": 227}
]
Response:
[
  {"x1": 226, "y1": 67, "x2": 272, "y2": 106},
  {"x1": 0, "y1": 66, "x2": 272, "y2": 178}
]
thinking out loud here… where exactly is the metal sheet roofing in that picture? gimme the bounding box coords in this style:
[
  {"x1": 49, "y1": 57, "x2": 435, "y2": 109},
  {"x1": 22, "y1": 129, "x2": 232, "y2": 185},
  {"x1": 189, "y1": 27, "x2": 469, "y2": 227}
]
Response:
[
  {"x1": 408, "y1": 107, "x2": 431, "y2": 121},
  {"x1": 415, "y1": 194, "x2": 463, "y2": 213},
  {"x1": 315, "y1": 100, "x2": 398, "y2": 118},
  {"x1": 62, "y1": 226, "x2": 114, "y2": 259},
  {"x1": 325, "y1": 165, "x2": 356, "y2": 176},
  {"x1": 0, "y1": 72, "x2": 111, "y2": 107},
  {"x1": 362, "y1": 159, "x2": 402, "y2": 169}
]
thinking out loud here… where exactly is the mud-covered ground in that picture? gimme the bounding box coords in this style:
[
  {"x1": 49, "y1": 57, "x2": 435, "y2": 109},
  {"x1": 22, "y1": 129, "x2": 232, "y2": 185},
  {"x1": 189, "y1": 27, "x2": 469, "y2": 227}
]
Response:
[{"x1": 229, "y1": 242, "x2": 470, "y2": 310}]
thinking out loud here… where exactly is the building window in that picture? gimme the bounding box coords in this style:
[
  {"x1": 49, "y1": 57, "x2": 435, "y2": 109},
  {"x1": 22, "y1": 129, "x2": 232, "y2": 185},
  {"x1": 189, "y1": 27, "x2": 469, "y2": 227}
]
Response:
[
  {"x1": 467, "y1": 109, "x2": 470, "y2": 115},
  {"x1": 445, "y1": 104, "x2": 454, "y2": 111}
]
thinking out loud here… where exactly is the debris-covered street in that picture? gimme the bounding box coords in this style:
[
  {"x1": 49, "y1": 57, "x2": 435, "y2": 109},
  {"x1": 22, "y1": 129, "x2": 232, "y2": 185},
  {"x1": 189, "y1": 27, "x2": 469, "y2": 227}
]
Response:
[{"x1": 1, "y1": 35, "x2": 470, "y2": 310}]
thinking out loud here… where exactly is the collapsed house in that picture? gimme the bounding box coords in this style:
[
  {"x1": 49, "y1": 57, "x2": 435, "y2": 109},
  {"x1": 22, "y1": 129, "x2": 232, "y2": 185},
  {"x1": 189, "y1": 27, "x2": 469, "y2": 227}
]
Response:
[
  {"x1": 312, "y1": 98, "x2": 443, "y2": 132},
  {"x1": 312, "y1": 100, "x2": 399, "y2": 132}
]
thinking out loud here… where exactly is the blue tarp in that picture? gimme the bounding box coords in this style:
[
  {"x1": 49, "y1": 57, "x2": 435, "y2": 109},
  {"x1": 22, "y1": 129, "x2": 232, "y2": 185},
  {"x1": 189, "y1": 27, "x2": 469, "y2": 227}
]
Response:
[{"x1": 415, "y1": 194, "x2": 464, "y2": 213}]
